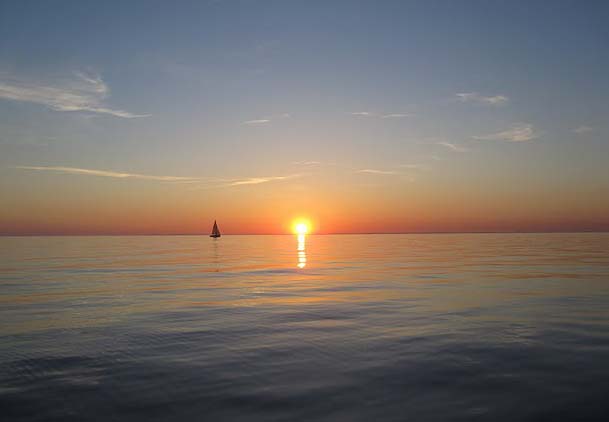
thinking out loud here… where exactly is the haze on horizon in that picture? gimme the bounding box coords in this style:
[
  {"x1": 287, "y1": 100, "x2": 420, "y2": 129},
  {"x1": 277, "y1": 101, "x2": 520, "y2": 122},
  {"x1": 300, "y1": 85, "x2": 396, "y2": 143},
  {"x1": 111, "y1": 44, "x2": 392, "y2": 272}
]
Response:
[{"x1": 1, "y1": 0, "x2": 608, "y2": 235}]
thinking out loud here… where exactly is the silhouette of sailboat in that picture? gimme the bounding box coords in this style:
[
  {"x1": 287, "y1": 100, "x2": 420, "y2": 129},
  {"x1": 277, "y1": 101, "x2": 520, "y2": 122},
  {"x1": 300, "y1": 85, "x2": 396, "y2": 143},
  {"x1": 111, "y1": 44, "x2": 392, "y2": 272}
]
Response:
[{"x1": 210, "y1": 220, "x2": 221, "y2": 238}]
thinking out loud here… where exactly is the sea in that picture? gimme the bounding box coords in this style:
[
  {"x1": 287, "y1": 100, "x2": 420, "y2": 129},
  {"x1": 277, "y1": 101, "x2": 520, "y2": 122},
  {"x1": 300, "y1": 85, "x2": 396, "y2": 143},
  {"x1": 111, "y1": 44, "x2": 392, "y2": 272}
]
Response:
[{"x1": 1, "y1": 234, "x2": 608, "y2": 421}]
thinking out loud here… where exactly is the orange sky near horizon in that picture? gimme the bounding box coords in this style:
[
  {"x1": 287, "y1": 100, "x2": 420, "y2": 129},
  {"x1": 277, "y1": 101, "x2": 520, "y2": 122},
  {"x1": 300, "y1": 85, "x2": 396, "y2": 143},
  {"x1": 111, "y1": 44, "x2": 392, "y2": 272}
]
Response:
[{"x1": 1, "y1": 168, "x2": 607, "y2": 235}]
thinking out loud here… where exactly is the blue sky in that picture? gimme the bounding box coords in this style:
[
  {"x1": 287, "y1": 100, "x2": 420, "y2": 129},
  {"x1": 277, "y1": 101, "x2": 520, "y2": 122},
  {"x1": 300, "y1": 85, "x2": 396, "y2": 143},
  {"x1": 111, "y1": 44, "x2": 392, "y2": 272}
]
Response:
[{"x1": 1, "y1": 0, "x2": 608, "y2": 233}]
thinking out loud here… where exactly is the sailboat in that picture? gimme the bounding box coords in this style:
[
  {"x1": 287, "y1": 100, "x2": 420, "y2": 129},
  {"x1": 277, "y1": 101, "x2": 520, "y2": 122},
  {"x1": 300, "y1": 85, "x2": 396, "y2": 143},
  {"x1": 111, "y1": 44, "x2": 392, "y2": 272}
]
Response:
[{"x1": 210, "y1": 220, "x2": 221, "y2": 238}]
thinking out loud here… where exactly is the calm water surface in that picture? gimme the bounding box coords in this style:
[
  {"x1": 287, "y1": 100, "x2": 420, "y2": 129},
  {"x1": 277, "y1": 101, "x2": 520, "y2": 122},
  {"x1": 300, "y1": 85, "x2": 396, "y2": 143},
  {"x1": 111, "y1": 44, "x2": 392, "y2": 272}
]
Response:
[{"x1": 1, "y1": 234, "x2": 609, "y2": 421}]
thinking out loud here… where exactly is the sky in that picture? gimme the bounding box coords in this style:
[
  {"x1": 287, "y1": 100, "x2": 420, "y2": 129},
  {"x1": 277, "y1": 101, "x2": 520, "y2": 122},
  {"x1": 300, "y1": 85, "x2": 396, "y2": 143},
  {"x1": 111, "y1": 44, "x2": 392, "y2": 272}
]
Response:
[{"x1": 1, "y1": 0, "x2": 608, "y2": 235}]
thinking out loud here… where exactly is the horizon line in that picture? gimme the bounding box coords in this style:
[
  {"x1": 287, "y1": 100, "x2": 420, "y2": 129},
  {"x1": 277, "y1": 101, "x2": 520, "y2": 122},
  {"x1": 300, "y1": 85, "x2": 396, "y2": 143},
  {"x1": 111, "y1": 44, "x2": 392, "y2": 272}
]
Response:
[{"x1": 1, "y1": 230, "x2": 608, "y2": 237}]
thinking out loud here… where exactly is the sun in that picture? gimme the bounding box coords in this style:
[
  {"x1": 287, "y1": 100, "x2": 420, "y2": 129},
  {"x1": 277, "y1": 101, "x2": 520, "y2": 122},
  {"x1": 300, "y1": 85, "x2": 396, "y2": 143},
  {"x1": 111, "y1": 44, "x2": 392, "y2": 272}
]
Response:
[
  {"x1": 295, "y1": 223, "x2": 308, "y2": 234},
  {"x1": 292, "y1": 220, "x2": 310, "y2": 235}
]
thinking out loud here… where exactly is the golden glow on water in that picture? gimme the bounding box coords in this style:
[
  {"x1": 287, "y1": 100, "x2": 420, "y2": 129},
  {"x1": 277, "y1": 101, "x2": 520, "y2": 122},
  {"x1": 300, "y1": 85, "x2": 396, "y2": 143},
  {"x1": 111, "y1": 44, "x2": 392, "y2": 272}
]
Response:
[
  {"x1": 292, "y1": 219, "x2": 310, "y2": 267},
  {"x1": 2, "y1": 234, "x2": 609, "y2": 334},
  {"x1": 297, "y1": 233, "x2": 306, "y2": 268}
]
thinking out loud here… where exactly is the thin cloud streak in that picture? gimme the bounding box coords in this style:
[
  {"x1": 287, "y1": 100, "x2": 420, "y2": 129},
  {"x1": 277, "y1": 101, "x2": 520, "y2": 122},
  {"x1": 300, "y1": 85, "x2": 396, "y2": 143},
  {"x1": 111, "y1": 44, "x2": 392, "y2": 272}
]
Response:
[
  {"x1": 0, "y1": 72, "x2": 149, "y2": 118},
  {"x1": 242, "y1": 113, "x2": 290, "y2": 125},
  {"x1": 226, "y1": 174, "x2": 302, "y2": 186},
  {"x1": 351, "y1": 111, "x2": 413, "y2": 118},
  {"x1": 437, "y1": 142, "x2": 468, "y2": 152},
  {"x1": 243, "y1": 119, "x2": 271, "y2": 125},
  {"x1": 15, "y1": 165, "x2": 303, "y2": 189},
  {"x1": 456, "y1": 92, "x2": 509, "y2": 105},
  {"x1": 357, "y1": 169, "x2": 398, "y2": 175},
  {"x1": 292, "y1": 160, "x2": 322, "y2": 166},
  {"x1": 14, "y1": 166, "x2": 196, "y2": 181},
  {"x1": 573, "y1": 125, "x2": 593, "y2": 134},
  {"x1": 473, "y1": 123, "x2": 538, "y2": 142}
]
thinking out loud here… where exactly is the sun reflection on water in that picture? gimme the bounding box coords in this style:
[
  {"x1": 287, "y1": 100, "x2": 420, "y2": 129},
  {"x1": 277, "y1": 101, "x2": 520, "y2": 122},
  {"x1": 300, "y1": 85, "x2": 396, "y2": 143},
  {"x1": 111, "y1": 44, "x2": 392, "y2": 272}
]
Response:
[{"x1": 297, "y1": 233, "x2": 306, "y2": 268}]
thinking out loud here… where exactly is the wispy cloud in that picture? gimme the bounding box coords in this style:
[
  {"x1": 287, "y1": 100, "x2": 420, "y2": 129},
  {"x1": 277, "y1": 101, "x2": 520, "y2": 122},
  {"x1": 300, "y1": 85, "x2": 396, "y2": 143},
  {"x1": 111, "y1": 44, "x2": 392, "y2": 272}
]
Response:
[
  {"x1": 573, "y1": 125, "x2": 594, "y2": 134},
  {"x1": 243, "y1": 119, "x2": 271, "y2": 125},
  {"x1": 14, "y1": 166, "x2": 196, "y2": 181},
  {"x1": 437, "y1": 141, "x2": 468, "y2": 152},
  {"x1": 351, "y1": 111, "x2": 413, "y2": 118},
  {"x1": 14, "y1": 165, "x2": 303, "y2": 189},
  {"x1": 456, "y1": 92, "x2": 509, "y2": 106},
  {"x1": 242, "y1": 113, "x2": 290, "y2": 125},
  {"x1": 226, "y1": 174, "x2": 302, "y2": 186},
  {"x1": 357, "y1": 169, "x2": 398, "y2": 175},
  {"x1": 0, "y1": 72, "x2": 149, "y2": 118},
  {"x1": 473, "y1": 123, "x2": 538, "y2": 142},
  {"x1": 292, "y1": 160, "x2": 322, "y2": 166}
]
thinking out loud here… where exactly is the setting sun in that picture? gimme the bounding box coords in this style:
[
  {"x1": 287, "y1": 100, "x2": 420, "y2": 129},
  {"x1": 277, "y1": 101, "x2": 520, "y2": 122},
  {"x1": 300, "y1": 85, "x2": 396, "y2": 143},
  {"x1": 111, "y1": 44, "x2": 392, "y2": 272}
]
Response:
[{"x1": 292, "y1": 220, "x2": 310, "y2": 235}]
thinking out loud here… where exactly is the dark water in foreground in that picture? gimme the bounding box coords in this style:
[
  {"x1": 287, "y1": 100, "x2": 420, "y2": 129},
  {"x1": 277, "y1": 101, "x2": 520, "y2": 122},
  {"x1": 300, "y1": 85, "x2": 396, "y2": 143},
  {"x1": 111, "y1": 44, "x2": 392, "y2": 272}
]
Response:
[{"x1": 1, "y1": 234, "x2": 609, "y2": 421}]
